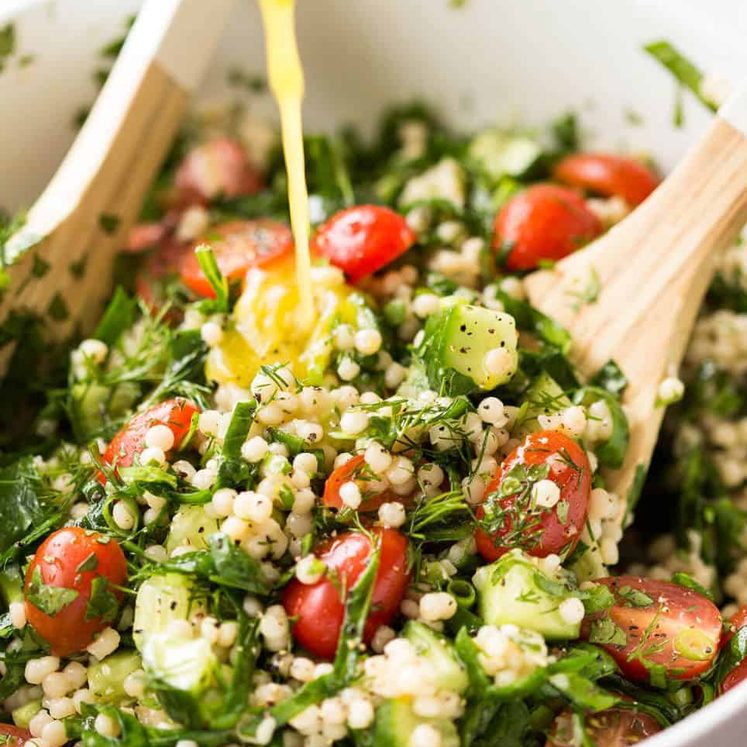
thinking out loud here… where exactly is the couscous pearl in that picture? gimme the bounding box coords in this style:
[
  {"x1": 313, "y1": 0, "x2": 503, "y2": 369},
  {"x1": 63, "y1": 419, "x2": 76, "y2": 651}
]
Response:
[
  {"x1": 411, "y1": 723, "x2": 442, "y2": 747},
  {"x1": 346, "y1": 698, "x2": 374, "y2": 730},
  {"x1": 333, "y1": 324, "x2": 355, "y2": 350},
  {"x1": 86, "y1": 627, "x2": 120, "y2": 660},
  {"x1": 386, "y1": 457, "x2": 414, "y2": 486},
  {"x1": 222, "y1": 516, "x2": 251, "y2": 544},
  {"x1": 411, "y1": 293, "x2": 441, "y2": 318},
  {"x1": 419, "y1": 592, "x2": 458, "y2": 622},
  {"x1": 364, "y1": 442, "x2": 392, "y2": 474},
  {"x1": 63, "y1": 662, "x2": 87, "y2": 691},
  {"x1": 418, "y1": 463, "x2": 444, "y2": 488},
  {"x1": 260, "y1": 606, "x2": 290, "y2": 652},
  {"x1": 296, "y1": 421, "x2": 324, "y2": 443},
  {"x1": 41, "y1": 719, "x2": 67, "y2": 747},
  {"x1": 112, "y1": 501, "x2": 137, "y2": 530},
  {"x1": 9, "y1": 601, "x2": 26, "y2": 629},
  {"x1": 532, "y1": 479, "x2": 560, "y2": 509},
  {"x1": 42, "y1": 671, "x2": 73, "y2": 699},
  {"x1": 242, "y1": 436, "x2": 269, "y2": 462},
  {"x1": 658, "y1": 376, "x2": 685, "y2": 405},
  {"x1": 257, "y1": 403, "x2": 285, "y2": 426},
  {"x1": 290, "y1": 657, "x2": 316, "y2": 682},
  {"x1": 138, "y1": 447, "x2": 165, "y2": 467},
  {"x1": 95, "y1": 713, "x2": 120, "y2": 738},
  {"x1": 144, "y1": 424, "x2": 175, "y2": 451},
  {"x1": 124, "y1": 670, "x2": 146, "y2": 699},
  {"x1": 234, "y1": 491, "x2": 274, "y2": 523},
  {"x1": 483, "y1": 347, "x2": 514, "y2": 378},
  {"x1": 192, "y1": 468, "x2": 217, "y2": 490},
  {"x1": 254, "y1": 716, "x2": 277, "y2": 746},
  {"x1": 29, "y1": 710, "x2": 53, "y2": 738},
  {"x1": 72, "y1": 688, "x2": 94, "y2": 713},
  {"x1": 293, "y1": 452, "x2": 318, "y2": 475},
  {"x1": 200, "y1": 321, "x2": 224, "y2": 347},
  {"x1": 354, "y1": 329, "x2": 383, "y2": 356},
  {"x1": 172, "y1": 459, "x2": 196, "y2": 480},
  {"x1": 384, "y1": 362, "x2": 407, "y2": 389},
  {"x1": 338, "y1": 358, "x2": 361, "y2": 381},
  {"x1": 144, "y1": 544, "x2": 168, "y2": 563},
  {"x1": 378, "y1": 502, "x2": 406, "y2": 528},
  {"x1": 295, "y1": 555, "x2": 327, "y2": 585},
  {"x1": 198, "y1": 410, "x2": 221, "y2": 437},
  {"x1": 558, "y1": 597, "x2": 586, "y2": 626},
  {"x1": 79, "y1": 338, "x2": 109, "y2": 364},
  {"x1": 339, "y1": 481, "x2": 362, "y2": 509},
  {"x1": 47, "y1": 696, "x2": 76, "y2": 720},
  {"x1": 477, "y1": 397, "x2": 505, "y2": 425},
  {"x1": 176, "y1": 741, "x2": 200, "y2": 747},
  {"x1": 340, "y1": 410, "x2": 369, "y2": 435},
  {"x1": 211, "y1": 487, "x2": 237, "y2": 517},
  {"x1": 218, "y1": 621, "x2": 239, "y2": 648},
  {"x1": 26, "y1": 657, "x2": 60, "y2": 685}
]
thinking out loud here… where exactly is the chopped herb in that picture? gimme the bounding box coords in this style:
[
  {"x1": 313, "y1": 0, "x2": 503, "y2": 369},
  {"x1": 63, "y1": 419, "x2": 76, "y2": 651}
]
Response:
[{"x1": 26, "y1": 567, "x2": 78, "y2": 616}]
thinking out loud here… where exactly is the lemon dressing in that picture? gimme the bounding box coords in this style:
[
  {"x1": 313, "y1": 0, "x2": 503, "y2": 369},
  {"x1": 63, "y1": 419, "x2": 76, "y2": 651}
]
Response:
[{"x1": 257, "y1": 0, "x2": 315, "y2": 327}]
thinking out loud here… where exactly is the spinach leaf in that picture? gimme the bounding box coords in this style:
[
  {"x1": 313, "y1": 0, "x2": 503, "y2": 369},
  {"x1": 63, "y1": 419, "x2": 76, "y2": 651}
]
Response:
[{"x1": 0, "y1": 458, "x2": 44, "y2": 556}]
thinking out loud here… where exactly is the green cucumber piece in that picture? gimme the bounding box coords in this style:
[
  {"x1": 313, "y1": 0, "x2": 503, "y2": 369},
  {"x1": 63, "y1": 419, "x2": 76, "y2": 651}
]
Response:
[
  {"x1": 403, "y1": 621, "x2": 469, "y2": 694},
  {"x1": 88, "y1": 650, "x2": 142, "y2": 703},
  {"x1": 371, "y1": 698, "x2": 460, "y2": 747}
]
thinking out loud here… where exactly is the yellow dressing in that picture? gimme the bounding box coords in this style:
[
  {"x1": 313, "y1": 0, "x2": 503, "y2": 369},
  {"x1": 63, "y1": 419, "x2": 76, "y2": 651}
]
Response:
[{"x1": 257, "y1": 0, "x2": 314, "y2": 328}]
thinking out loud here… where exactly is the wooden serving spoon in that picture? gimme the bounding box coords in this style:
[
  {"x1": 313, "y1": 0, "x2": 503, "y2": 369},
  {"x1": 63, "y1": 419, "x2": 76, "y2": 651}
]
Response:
[
  {"x1": 0, "y1": 0, "x2": 235, "y2": 373},
  {"x1": 525, "y1": 82, "x2": 747, "y2": 515}
]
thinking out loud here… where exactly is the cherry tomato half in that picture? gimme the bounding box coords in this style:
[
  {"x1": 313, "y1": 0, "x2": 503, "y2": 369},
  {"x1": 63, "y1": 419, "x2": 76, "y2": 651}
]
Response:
[
  {"x1": 0, "y1": 725, "x2": 31, "y2": 746},
  {"x1": 174, "y1": 137, "x2": 263, "y2": 206},
  {"x1": 100, "y1": 398, "x2": 199, "y2": 481},
  {"x1": 492, "y1": 184, "x2": 602, "y2": 271},
  {"x1": 553, "y1": 152, "x2": 660, "y2": 207},
  {"x1": 581, "y1": 576, "x2": 722, "y2": 684},
  {"x1": 179, "y1": 219, "x2": 293, "y2": 298},
  {"x1": 724, "y1": 606, "x2": 747, "y2": 646},
  {"x1": 323, "y1": 455, "x2": 398, "y2": 512},
  {"x1": 24, "y1": 527, "x2": 127, "y2": 657},
  {"x1": 721, "y1": 658, "x2": 747, "y2": 695},
  {"x1": 282, "y1": 528, "x2": 410, "y2": 659},
  {"x1": 475, "y1": 430, "x2": 591, "y2": 560},
  {"x1": 311, "y1": 205, "x2": 416, "y2": 283},
  {"x1": 546, "y1": 707, "x2": 662, "y2": 747}
]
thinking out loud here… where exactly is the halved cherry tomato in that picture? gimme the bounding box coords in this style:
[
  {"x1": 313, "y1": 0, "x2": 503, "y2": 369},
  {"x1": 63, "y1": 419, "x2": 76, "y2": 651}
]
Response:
[
  {"x1": 492, "y1": 184, "x2": 602, "y2": 271},
  {"x1": 475, "y1": 430, "x2": 591, "y2": 560},
  {"x1": 24, "y1": 527, "x2": 127, "y2": 657},
  {"x1": 323, "y1": 454, "x2": 398, "y2": 512},
  {"x1": 553, "y1": 152, "x2": 659, "y2": 207},
  {"x1": 0, "y1": 725, "x2": 31, "y2": 746},
  {"x1": 721, "y1": 658, "x2": 747, "y2": 695},
  {"x1": 581, "y1": 576, "x2": 722, "y2": 684},
  {"x1": 546, "y1": 707, "x2": 662, "y2": 747},
  {"x1": 282, "y1": 528, "x2": 410, "y2": 659},
  {"x1": 179, "y1": 219, "x2": 293, "y2": 298},
  {"x1": 174, "y1": 137, "x2": 263, "y2": 206},
  {"x1": 100, "y1": 398, "x2": 199, "y2": 482},
  {"x1": 724, "y1": 606, "x2": 747, "y2": 646},
  {"x1": 134, "y1": 235, "x2": 191, "y2": 309},
  {"x1": 311, "y1": 205, "x2": 416, "y2": 283}
]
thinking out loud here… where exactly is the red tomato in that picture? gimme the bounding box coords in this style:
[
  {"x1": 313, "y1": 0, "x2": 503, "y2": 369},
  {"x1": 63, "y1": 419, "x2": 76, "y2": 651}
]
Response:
[
  {"x1": 546, "y1": 707, "x2": 662, "y2": 747},
  {"x1": 174, "y1": 137, "x2": 263, "y2": 206},
  {"x1": 475, "y1": 430, "x2": 591, "y2": 560},
  {"x1": 721, "y1": 658, "x2": 747, "y2": 695},
  {"x1": 134, "y1": 235, "x2": 191, "y2": 308},
  {"x1": 179, "y1": 219, "x2": 293, "y2": 298},
  {"x1": 553, "y1": 152, "x2": 660, "y2": 207},
  {"x1": 581, "y1": 576, "x2": 722, "y2": 684},
  {"x1": 724, "y1": 606, "x2": 747, "y2": 646},
  {"x1": 125, "y1": 222, "x2": 168, "y2": 253},
  {"x1": 282, "y1": 528, "x2": 410, "y2": 659},
  {"x1": 0, "y1": 725, "x2": 31, "y2": 746},
  {"x1": 100, "y1": 398, "x2": 199, "y2": 481},
  {"x1": 323, "y1": 455, "x2": 399, "y2": 512},
  {"x1": 492, "y1": 184, "x2": 602, "y2": 271},
  {"x1": 24, "y1": 527, "x2": 127, "y2": 657},
  {"x1": 311, "y1": 205, "x2": 416, "y2": 283}
]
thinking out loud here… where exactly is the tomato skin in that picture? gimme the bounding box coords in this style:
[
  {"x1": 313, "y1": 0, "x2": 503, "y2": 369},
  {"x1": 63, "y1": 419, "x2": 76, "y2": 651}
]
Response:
[
  {"x1": 553, "y1": 152, "x2": 660, "y2": 206},
  {"x1": 323, "y1": 455, "x2": 398, "y2": 512},
  {"x1": 724, "y1": 606, "x2": 747, "y2": 646},
  {"x1": 282, "y1": 528, "x2": 410, "y2": 659},
  {"x1": 0, "y1": 725, "x2": 31, "y2": 746},
  {"x1": 721, "y1": 658, "x2": 747, "y2": 695},
  {"x1": 492, "y1": 184, "x2": 602, "y2": 271},
  {"x1": 179, "y1": 219, "x2": 293, "y2": 298},
  {"x1": 134, "y1": 234, "x2": 190, "y2": 309},
  {"x1": 311, "y1": 205, "x2": 416, "y2": 283},
  {"x1": 24, "y1": 528, "x2": 127, "y2": 657},
  {"x1": 100, "y1": 398, "x2": 199, "y2": 481},
  {"x1": 125, "y1": 222, "x2": 168, "y2": 253},
  {"x1": 174, "y1": 137, "x2": 263, "y2": 206},
  {"x1": 546, "y1": 707, "x2": 662, "y2": 747},
  {"x1": 475, "y1": 430, "x2": 591, "y2": 560},
  {"x1": 581, "y1": 576, "x2": 722, "y2": 683}
]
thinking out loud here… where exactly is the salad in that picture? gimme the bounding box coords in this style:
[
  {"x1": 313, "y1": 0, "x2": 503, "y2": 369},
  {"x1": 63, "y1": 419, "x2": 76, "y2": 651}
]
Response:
[{"x1": 0, "y1": 38, "x2": 745, "y2": 747}]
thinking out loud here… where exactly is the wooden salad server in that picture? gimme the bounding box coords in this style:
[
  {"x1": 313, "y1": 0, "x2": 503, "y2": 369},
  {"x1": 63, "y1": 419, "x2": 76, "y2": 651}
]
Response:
[
  {"x1": 525, "y1": 81, "x2": 747, "y2": 517},
  {"x1": 0, "y1": 0, "x2": 235, "y2": 373}
]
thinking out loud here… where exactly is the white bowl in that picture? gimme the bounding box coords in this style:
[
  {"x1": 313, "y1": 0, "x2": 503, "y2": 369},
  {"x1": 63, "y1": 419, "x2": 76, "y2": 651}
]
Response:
[{"x1": 1, "y1": 1, "x2": 746, "y2": 744}]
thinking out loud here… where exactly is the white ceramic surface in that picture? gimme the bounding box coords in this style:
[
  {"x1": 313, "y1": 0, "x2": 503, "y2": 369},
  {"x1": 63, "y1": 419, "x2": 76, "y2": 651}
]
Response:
[{"x1": 1, "y1": 1, "x2": 747, "y2": 744}]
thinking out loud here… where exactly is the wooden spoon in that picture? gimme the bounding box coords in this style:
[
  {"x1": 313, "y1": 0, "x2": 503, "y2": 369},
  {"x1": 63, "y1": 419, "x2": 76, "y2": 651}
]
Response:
[
  {"x1": 525, "y1": 83, "x2": 747, "y2": 518},
  {"x1": 0, "y1": 0, "x2": 235, "y2": 373}
]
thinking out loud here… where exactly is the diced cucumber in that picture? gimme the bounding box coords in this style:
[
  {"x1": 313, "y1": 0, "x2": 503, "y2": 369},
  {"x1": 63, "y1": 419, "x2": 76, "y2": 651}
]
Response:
[
  {"x1": 141, "y1": 632, "x2": 218, "y2": 695},
  {"x1": 88, "y1": 650, "x2": 142, "y2": 703},
  {"x1": 417, "y1": 302, "x2": 518, "y2": 395},
  {"x1": 165, "y1": 505, "x2": 220, "y2": 554},
  {"x1": 371, "y1": 698, "x2": 460, "y2": 747},
  {"x1": 473, "y1": 550, "x2": 581, "y2": 640},
  {"x1": 515, "y1": 371, "x2": 570, "y2": 437},
  {"x1": 569, "y1": 541, "x2": 607, "y2": 582},
  {"x1": 403, "y1": 621, "x2": 469, "y2": 694},
  {"x1": 399, "y1": 158, "x2": 466, "y2": 209},
  {"x1": 12, "y1": 699, "x2": 41, "y2": 728},
  {"x1": 468, "y1": 130, "x2": 542, "y2": 183},
  {"x1": 133, "y1": 573, "x2": 206, "y2": 650}
]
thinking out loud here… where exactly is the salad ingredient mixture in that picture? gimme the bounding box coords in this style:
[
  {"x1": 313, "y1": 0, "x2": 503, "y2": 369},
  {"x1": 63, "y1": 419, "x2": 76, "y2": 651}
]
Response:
[{"x1": 0, "y1": 29, "x2": 744, "y2": 747}]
